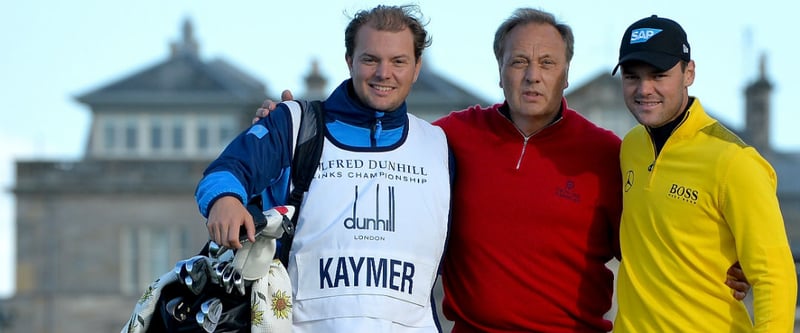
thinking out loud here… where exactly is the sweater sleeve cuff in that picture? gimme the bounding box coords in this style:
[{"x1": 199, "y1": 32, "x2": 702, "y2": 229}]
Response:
[{"x1": 196, "y1": 171, "x2": 247, "y2": 218}]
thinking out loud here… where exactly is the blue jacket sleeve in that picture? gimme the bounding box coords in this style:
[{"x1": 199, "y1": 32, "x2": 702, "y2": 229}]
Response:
[{"x1": 195, "y1": 104, "x2": 295, "y2": 217}]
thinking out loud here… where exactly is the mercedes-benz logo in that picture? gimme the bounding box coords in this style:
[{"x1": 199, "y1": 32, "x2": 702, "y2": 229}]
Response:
[{"x1": 624, "y1": 170, "x2": 634, "y2": 192}]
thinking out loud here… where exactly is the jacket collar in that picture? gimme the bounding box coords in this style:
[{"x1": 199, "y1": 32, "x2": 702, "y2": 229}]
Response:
[
  {"x1": 497, "y1": 97, "x2": 566, "y2": 137},
  {"x1": 664, "y1": 97, "x2": 714, "y2": 140},
  {"x1": 322, "y1": 79, "x2": 408, "y2": 129}
]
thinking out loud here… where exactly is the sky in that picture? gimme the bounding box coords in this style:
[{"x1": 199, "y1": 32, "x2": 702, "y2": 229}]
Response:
[{"x1": 0, "y1": 0, "x2": 797, "y2": 297}]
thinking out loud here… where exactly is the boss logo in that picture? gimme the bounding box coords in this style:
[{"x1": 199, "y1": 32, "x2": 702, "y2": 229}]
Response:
[{"x1": 668, "y1": 183, "x2": 698, "y2": 203}]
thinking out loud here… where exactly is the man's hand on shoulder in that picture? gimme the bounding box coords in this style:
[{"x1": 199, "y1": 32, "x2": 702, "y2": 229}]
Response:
[{"x1": 252, "y1": 89, "x2": 295, "y2": 124}]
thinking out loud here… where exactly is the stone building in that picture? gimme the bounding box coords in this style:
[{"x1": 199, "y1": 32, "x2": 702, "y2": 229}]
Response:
[{"x1": 9, "y1": 20, "x2": 266, "y2": 333}]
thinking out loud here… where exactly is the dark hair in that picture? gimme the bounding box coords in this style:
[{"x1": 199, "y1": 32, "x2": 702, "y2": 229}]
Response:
[
  {"x1": 493, "y1": 8, "x2": 574, "y2": 64},
  {"x1": 344, "y1": 4, "x2": 431, "y2": 63}
]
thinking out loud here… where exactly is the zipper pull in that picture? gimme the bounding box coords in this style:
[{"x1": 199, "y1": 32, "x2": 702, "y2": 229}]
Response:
[
  {"x1": 373, "y1": 119, "x2": 383, "y2": 141},
  {"x1": 648, "y1": 162, "x2": 654, "y2": 172}
]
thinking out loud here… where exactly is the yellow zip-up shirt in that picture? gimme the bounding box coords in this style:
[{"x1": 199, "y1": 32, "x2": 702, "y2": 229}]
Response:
[{"x1": 614, "y1": 98, "x2": 796, "y2": 333}]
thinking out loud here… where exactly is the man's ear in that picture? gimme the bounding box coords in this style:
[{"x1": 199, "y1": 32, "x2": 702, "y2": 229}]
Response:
[
  {"x1": 346, "y1": 55, "x2": 354, "y2": 72},
  {"x1": 412, "y1": 56, "x2": 423, "y2": 83},
  {"x1": 498, "y1": 65, "x2": 504, "y2": 89},
  {"x1": 684, "y1": 60, "x2": 696, "y2": 87}
]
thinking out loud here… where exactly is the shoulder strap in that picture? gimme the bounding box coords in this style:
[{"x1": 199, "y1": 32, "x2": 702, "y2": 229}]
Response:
[
  {"x1": 277, "y1": 100, "x2": 325, "y2": 266},
  {"x1": 288, "y1": 100, "x2": 325, "y2": 203}
]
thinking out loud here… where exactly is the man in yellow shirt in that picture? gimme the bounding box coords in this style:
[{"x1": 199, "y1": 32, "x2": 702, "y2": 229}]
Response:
[{"x1": 612, "y1": 15, "x2": 797, "y2": 332}]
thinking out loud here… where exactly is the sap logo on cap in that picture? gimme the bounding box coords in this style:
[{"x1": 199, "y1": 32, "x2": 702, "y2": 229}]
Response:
[{"x1": 630, "y1": 28, "x2": 662, "y2": 44}]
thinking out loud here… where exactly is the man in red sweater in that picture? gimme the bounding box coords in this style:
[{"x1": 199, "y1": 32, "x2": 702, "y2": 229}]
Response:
[{"x1": 432, "y1": 8, "x2": 621, "y2": 332}]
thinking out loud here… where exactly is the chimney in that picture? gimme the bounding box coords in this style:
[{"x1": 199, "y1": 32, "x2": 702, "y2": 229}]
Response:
[
  {"x1": 744, "y1": 53, "x2": 772, "y2": 151},
  {"x1": 170, "y1": 18, "x2": 199, "y2": 59},
  {"x1": 303, "y1": 59, "x2": 328, "y2": 100}
]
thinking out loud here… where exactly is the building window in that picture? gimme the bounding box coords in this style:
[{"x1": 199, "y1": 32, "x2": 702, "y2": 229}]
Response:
[
  {"x1": 219, "y1": 125, "x2": 235, "y2": 146},
  {"x1": 121, "y1": 226, "x2": 192, "y2": 295},
  {"x1": 125, "y1": 123, "x2": 138, "y2": 151},
  {"x1": 149, "y1": 231, "x2": 170, "y2": 277},
  {"x1": 198, "y1": 124, "x2": 209, "y2": 151},
  {"x1": 151, "y1": 121, "x2": 163, "y2": 151},
  {"x1": 172, "y1": 123, "x2": 185, "y2": 150},
  {"x1": 104, "y1": 122, "x2": 116, "y2": 151}
]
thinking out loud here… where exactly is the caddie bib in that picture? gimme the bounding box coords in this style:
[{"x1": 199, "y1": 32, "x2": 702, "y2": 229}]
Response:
[{"x1": 288, "y1": 115, "x2": 450, "y2": 330}]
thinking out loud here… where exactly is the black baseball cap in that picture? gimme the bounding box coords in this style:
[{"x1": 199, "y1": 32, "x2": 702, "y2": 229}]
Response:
[{"x1": 612, "y1": 15, "x2": 690, "y2": 75}]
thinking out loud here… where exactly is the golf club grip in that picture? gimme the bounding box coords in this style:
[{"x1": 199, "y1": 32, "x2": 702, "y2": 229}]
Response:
[{"x1": 241, "y1": 203, "x2": 268, "y2": 242}]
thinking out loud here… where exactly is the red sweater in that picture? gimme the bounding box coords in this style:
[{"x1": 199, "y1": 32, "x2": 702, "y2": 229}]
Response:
[{"x1": 433, "y1": 100, "x2": 621, "y2": 333}]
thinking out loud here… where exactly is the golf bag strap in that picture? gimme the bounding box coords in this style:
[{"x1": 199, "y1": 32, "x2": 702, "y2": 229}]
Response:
[{"x1": 278, "y1": 100, "x2": 324, "y2": 267}]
